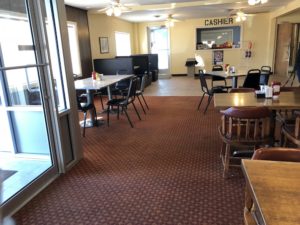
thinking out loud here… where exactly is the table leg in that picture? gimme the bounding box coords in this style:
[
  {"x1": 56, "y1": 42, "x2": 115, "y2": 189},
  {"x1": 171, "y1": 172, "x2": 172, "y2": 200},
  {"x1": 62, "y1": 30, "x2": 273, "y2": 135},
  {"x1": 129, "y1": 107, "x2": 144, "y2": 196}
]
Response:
[
  {"x1": 269, "y1": 110, "x2": 277, "y2": 146},
  {"x1": 232, "y1": 77, "x2": 238, "y2": 88}
]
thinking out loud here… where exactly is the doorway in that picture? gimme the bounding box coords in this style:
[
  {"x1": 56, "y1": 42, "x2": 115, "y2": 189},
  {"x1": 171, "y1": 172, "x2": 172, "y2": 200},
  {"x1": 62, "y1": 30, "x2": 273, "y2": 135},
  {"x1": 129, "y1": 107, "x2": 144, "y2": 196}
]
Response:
[
  {"x1": 0, "y1": 0, "x2": 61, "y2": 215},
  {"x1": 148, "y1": 26, "x2": 171, "y2": 77}
]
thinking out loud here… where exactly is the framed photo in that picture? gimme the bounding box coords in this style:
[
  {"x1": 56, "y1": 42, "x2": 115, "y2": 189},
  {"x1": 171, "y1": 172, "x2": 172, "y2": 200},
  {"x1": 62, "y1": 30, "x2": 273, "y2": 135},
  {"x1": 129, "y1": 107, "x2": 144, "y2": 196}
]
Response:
[
  {"x1": 99, "y1": 37, "x2": 109, "y2": 54},
  {"x1": 213, "y1": 50, "x2": 224, "y2": 65}
]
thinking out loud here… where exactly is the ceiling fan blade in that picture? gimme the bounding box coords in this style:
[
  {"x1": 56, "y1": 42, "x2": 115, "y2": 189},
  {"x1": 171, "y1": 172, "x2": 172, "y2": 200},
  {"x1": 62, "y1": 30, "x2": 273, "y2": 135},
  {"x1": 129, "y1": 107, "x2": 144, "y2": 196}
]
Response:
[{"x1": 97, "y1": 7, "x2": 109, "y2": 12}]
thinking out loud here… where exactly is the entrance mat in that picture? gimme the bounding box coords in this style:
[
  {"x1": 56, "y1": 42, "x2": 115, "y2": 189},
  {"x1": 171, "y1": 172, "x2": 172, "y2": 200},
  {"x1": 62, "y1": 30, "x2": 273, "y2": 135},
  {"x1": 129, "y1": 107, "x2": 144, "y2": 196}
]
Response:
[{"x1": 0, "y1": 170, "x2": 17, "y2": 182}]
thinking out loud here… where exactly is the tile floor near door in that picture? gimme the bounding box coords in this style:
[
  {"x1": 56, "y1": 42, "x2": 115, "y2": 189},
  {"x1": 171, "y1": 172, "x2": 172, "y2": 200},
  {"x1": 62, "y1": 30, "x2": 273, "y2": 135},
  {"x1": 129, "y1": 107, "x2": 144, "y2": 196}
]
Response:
[{"x1": 144, "y1": 74, "x2": 296, "y2": 96}]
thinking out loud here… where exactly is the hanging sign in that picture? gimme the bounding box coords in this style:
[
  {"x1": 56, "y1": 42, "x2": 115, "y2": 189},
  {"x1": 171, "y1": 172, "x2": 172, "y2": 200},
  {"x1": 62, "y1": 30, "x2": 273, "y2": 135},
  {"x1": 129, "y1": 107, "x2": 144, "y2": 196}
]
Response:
[{"x1": 204, "y1": 18, "x2": 234, "y2": 26}]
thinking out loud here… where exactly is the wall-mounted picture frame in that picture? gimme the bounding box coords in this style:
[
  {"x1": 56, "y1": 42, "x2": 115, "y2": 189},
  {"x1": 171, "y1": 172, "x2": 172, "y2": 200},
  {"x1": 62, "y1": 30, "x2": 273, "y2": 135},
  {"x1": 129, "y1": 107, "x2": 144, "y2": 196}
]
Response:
[{"x1": 99, "y1": 37, "x2": 109, "y2": 54}]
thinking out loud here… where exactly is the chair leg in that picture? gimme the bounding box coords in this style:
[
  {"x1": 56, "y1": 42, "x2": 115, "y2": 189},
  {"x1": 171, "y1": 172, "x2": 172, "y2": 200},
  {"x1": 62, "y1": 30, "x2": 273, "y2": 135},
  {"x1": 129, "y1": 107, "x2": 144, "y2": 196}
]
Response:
[
  {"x1": 137, "y1": 95, "x2": 146, "y2": 114},
  {"x1": 107, "y1": 106, "x2": 110, "y2": 127},
  {"x1": 99, "y1": 94, "x2": 104, "y2": 110},
  {"x1": 123, "y1": 107, "x2": 134, "y2": 128},
  {"x1": 223, "y1": 144, "x2": 231, "y2": 179},
  {"x1": 220, "y1": 142, "x2": 226, "y2": 158},
  {"x1": 132, "y1": 102, "x2": 141, "y2": 120},
  {"x1": 141, "y1": 93, "x2": 149, "y2": 110},
  {"x1": 197, "y1": 93, "x2": 205, "y2": 110},
  {"x1": 93, "y1": 107, "x2": 98, "y2": 126},
  {"x1": 204, "y1": 95, "x2": 212, "y2": 114},
  {"x1": 117, "y1": 105, "x2": 120, "y2": 119},
  {"x1": 83, "y1": 112, "x2": 87, "y2": 137}
]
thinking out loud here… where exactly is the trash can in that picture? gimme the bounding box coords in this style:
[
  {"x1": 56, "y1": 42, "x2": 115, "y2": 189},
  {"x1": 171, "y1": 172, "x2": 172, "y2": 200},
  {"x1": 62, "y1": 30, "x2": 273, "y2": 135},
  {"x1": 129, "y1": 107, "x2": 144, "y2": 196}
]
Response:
[{"x1": 185, "y1": 58, "x2": 198, "y2": 76}]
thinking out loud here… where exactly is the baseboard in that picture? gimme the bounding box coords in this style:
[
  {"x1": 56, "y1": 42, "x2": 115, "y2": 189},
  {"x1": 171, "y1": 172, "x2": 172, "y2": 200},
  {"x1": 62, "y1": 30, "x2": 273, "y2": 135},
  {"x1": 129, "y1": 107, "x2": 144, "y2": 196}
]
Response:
[
  {"x1": 172, "y1": 74, "x2": 187, "y2": 76},
  {"x1": 159, "y1": 74, "x2": 171, "y2": 79}
]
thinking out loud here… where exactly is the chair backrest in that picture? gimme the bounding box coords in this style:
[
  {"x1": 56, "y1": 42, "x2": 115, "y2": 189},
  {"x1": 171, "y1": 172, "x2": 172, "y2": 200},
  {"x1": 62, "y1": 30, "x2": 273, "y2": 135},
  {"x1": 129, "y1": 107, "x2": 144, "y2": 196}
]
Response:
[
  {"x1": 293, "y1": 111, "x2": 300, "y2": 138},
  {"x1": 219, "y1": 107, "x2": 271, "y2": 146},
  {"x1": 229, "y1": 88, "x2": 255, "y2": 93},
  {"x1": 138, "y1": 75, "x2": 147, "y2": 92},
  {"x1": 125, "y1": 76, "x2": 138, "y2": 104},
  {"x1": 280, "y1": 86, "x2": 300, "y2": 92},
  {"x1": 260, "y1": 66, "x2": 271, "y2": 85},
  {"x1": 212, "y1": 65, "x2": 223, "y2": 71},
  {"x1": 199, "y1": 69, "x2": 209, "y2": 94},
  {"x1": 252, "y1": 147, "x2": 300, "y2": 162},
  {"x1": 117, "y1": 69, "x2": 128, "y2": 75},
  {"x1": 243, "y1": 69, "x2": 261, "y2": 90},
  {"x1": 261, "y1": 66, "x2": 271, "y2": 73}
]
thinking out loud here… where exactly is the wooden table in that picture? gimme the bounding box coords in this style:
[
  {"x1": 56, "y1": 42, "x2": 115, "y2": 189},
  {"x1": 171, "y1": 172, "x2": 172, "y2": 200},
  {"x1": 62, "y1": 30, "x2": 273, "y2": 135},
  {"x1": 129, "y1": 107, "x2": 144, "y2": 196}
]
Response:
[
  {"x1": 242, "y1": 159, "x2": 300, "y2": 225},
  {"x1": 205, "y1": 70, "x2": 248, "y2": 88},
  {"x1": 75, "y1": 75, "x2": 133, "y2": 126},
  {"x1": 214, "y1": 91, "x2": 300, "y2": 110},
  {"x1": 214, "y1": 91, "x2": 300, "y2": 145}
]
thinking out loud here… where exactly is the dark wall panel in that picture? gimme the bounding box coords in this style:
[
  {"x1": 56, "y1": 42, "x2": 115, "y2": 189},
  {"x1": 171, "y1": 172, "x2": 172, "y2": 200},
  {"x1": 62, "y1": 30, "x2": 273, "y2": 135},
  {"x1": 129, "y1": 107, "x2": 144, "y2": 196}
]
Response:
[{"x1": 65, "y1": 5, "x2": 93, "y2": 78}]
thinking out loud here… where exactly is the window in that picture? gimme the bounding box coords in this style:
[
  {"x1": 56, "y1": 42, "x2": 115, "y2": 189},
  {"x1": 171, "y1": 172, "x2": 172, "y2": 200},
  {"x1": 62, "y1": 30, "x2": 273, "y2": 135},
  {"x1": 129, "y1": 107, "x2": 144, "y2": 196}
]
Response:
[
  {"x1": 115, "y1": 32, "x2": 131, "y2": 56},
  {"x1": 67, "y1": 22, "x2": 82, "y2": 77},
  {"x1": 196, "y1": 26, "x2": 241, "y2": 50}
]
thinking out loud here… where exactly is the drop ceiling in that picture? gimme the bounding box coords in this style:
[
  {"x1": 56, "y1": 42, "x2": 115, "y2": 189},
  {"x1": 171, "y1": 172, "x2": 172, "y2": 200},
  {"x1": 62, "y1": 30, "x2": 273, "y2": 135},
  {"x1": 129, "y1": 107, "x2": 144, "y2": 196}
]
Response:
[{"x1": 64, "y1": 0, "x2": 296, "y2": 22}]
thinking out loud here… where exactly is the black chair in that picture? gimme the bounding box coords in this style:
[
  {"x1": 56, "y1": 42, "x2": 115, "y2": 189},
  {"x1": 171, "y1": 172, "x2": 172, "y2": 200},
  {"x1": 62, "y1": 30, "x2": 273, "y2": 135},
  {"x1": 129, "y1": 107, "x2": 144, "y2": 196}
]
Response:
[
  {"x1": 106, "y1": 76, "x2": 141, "y2": 128},
  {"x1": 114, "y1": 69, "x2": 130, "y2": 95},
  {"x1": 242, "y1": 69, "x2": 261, "y2": 90},
  {"x1": 211, "y1": 65, "x2": 228, "y2": 87},
  {"x1": 260, "y1": 66, "x2": 271, "y2": 85},
  {"x1": 197, "y1": 70, "x2": 228, "y2": 114},
  {"x1": 136, "y1": 75, "x2": 149, "y2": 114},
  {"x1": 77, "y1": 94, "x2": 97, "y2": 137}
]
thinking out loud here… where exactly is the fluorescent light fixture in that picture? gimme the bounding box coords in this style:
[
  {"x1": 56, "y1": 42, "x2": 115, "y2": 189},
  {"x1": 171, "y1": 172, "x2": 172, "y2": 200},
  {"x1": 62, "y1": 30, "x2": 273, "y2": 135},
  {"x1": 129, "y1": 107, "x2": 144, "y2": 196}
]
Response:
[{"x1": 248, "y1": 0, "x2": 268, "y2": 5}]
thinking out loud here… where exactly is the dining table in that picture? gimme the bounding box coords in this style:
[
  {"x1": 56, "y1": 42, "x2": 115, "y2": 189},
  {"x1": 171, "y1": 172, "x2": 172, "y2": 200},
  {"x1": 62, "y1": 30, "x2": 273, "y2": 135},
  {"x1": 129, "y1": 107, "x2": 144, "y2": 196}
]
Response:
[
  {"x1": 214, "y1": 91, "x2": 300, "y2": 110},
  {"x1": 242, "y1": 159, "x2": 300, "y2": 225},
  {"x1": 75, "y1": 74, "x2": 134, "y2": 127},
  {"x1": 205, "y1": 69, "x2": 248, "y2": 88},
  {"x1": 214, "y1": 91, "x2": 300, "y2": 145}
]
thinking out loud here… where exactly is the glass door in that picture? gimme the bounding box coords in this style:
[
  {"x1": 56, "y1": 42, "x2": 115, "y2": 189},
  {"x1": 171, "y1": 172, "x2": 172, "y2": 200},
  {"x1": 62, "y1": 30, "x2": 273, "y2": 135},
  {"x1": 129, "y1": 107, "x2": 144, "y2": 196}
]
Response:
[
  {"x1": 148, "y1": 26, "x2": 170, "y2": 76},
  {"x1": 0, "y1": 0, "x2": 59, "y2": 212}
]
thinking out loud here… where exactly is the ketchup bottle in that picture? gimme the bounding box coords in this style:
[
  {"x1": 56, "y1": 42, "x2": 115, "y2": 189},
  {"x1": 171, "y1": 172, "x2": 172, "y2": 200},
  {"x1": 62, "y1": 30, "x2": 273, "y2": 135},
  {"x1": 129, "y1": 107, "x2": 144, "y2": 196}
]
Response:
[
  {"x1": 271, "y1": 81, "x2": 281, "y2": 99},
  {"x1": 92, "y1": 71, "x2": 96, "y2": 80}
]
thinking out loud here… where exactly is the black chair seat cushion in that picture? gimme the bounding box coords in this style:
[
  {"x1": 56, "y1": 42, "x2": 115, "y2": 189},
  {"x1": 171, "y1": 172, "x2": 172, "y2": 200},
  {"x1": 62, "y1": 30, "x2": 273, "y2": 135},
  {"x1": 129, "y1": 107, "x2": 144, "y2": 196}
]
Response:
[
  {"x1": 209, "y1": 87, "x2": 228, "y2": 95},
  {"x1": 79, "y1": 102, "x2": 95, "y2": 111},
  {"x1": 232, "y1": 150, "x2": 254, "y2": 158},
  {"x1": 107, "y1": 98, "x2": 127, "y2": 106}
]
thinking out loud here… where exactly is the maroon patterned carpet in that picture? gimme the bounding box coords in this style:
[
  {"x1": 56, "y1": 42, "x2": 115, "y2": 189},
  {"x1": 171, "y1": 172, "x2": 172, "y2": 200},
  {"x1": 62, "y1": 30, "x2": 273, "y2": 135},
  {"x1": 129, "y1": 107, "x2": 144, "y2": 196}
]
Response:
[{"x1": 14, "y1": 96, "x2": 245, "y2": 225}]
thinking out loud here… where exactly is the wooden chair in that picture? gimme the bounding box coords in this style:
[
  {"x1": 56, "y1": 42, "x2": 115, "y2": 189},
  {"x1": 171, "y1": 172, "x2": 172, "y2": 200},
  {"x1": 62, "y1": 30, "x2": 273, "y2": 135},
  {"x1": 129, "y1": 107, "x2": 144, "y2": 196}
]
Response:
[
  {"x1": 218, "y1": 107, "x2": 271, "y2": 178},
  {"x1": 282, "y1": 111, "x2": 300, "y2": 147},
  {"x1": 244, "y1": 147, "x2": 300, "y2": 225}
]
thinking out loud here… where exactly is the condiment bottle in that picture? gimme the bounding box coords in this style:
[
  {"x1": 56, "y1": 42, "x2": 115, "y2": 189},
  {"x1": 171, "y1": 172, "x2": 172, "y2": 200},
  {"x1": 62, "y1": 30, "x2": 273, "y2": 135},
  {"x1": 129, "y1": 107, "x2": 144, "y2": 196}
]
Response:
[
  {"x1": 272, "y1": 81, "x2": 281, "y2": 100},
  {"x1": 92, "y1": 71, "x2": 96, "y2": 80}
]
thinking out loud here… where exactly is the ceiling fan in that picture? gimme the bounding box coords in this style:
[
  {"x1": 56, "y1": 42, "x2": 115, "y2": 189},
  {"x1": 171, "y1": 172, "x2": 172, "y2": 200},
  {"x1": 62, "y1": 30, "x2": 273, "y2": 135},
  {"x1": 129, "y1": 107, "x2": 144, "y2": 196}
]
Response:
[
  {"x1": 165, "y1": 14, "x2": 180, "y2": 27},
  {"x1": 228, "y1": 9, "x2": 253, "y2": 22},
  {"x1": 98, "y1": 0, "x2": 133, "y2": 17}
]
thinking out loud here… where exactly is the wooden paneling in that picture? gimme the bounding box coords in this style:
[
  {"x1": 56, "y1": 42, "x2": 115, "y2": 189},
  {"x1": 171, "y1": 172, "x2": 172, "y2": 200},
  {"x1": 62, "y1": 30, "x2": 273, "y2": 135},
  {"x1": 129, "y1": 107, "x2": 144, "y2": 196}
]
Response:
[
  {"x1": 274, "y1": 23, "x2": 293, "y2": 76},
  {"x1": 65, "y1": 5, "x2": 93, "y2": 78}
]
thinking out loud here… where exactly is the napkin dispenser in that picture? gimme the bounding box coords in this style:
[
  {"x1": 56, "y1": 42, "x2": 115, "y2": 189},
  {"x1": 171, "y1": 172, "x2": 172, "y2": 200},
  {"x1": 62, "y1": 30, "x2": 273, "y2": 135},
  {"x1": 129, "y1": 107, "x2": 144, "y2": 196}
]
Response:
[{"x1": 255, "y1": 90, "x2": 265, "y2": 98}]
